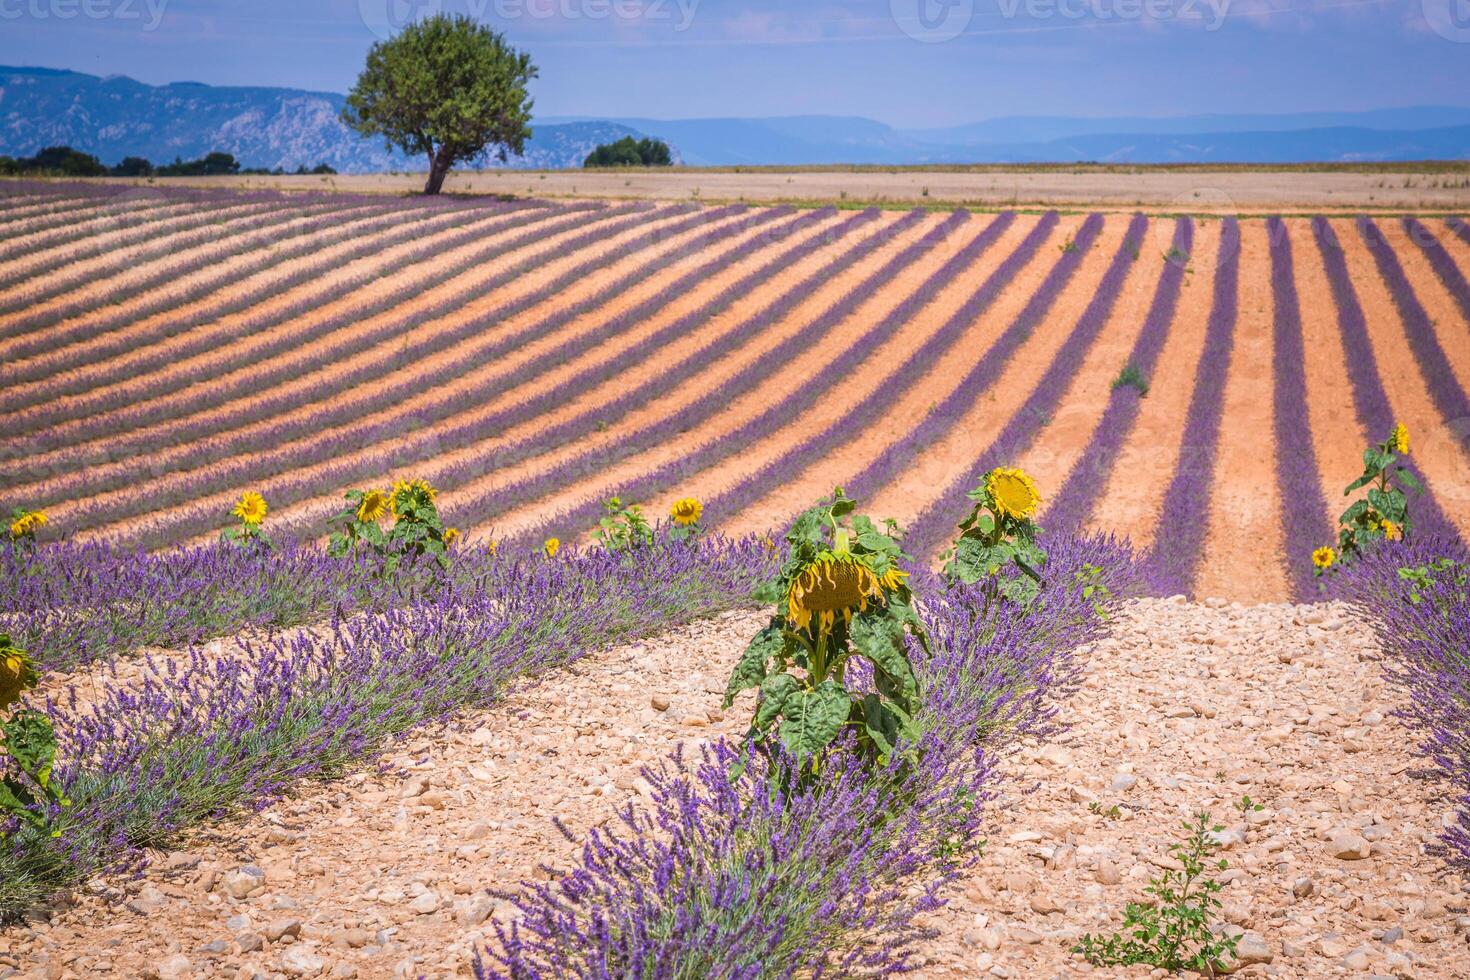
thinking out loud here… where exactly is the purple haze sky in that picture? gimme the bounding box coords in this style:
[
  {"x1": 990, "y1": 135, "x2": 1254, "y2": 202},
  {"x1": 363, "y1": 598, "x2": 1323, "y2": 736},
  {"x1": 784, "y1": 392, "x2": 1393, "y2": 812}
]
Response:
[{"x1": 3, "y1": 0, "x2": 1468, "y2": 127}]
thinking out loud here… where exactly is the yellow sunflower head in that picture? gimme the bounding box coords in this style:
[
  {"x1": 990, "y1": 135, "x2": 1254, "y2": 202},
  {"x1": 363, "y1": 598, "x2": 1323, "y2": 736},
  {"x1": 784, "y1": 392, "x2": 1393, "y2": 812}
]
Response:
[
  {"x1": 487, "y1": 539, "x2": 499, "y2": 556},
  {"x1": 670, "y1": 497, "x2": 703, "y2": 527},
  {"x1": 1380, "y1": 519, "x2": 1402, "y2": 542},
  {"x1": 233, "y1": 492, "x2": 268, "y2": 526},
  {"x1": 986, "y1": 467, "x2": 1041, "y2": 522},
  {"x1": 1312, "y1": 546, "x2": 1337, "y2": 570},
  {"x1": 544, "y1": 537, "x2": 561, "y2": 558},
  {"x1": 786, "y1": 553, "x2": 888, "y2": 637},
  {"x1": 8, "y1": 511, "x2": 46, "y2": 539},
  {"x1": 356, "y1": 489, "x2": 390, "y2": 524},
  {"x1": 0, "y1": 641, "x2": 37, "y2": 711},
  {"x1": 1391, "y1": 422, "x2": 1409, "y2": 455},
  {"x1": 390, "y1": 479, "x2": 437, "y2": 516},
  {"x1": 443, "y1": 527, "x2": 460, "y2": 547}
]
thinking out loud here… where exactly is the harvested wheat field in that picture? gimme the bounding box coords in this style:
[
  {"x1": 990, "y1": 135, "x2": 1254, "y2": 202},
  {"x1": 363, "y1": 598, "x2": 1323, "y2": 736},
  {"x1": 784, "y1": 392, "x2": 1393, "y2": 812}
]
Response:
[{"x1": 2, "y1": 179, "x2": 1470, "y2": 980}]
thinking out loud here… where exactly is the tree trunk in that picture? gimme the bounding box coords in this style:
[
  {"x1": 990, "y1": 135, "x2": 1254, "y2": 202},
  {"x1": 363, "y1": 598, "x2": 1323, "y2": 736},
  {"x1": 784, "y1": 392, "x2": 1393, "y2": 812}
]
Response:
[{"x1": 423, "y1": 147, "x2": 452, "y2": 195}]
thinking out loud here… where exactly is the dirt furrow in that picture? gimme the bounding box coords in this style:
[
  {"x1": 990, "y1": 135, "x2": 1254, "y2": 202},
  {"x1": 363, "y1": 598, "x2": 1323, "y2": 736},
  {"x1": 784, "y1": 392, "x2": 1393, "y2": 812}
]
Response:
[
  {"x1": 1084, "y1": 219, "x2": 1222, "y2": 547},
  {"x1": 1196, "y1": 222, "x2": 1290, "y2": 602}
]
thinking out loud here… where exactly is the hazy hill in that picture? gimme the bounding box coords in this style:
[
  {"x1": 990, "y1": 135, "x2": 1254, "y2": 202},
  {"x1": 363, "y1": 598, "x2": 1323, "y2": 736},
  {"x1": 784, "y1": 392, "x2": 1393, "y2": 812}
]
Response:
[{"x1": 5, "y1": 65, "x2": 1468, "y2": 170}]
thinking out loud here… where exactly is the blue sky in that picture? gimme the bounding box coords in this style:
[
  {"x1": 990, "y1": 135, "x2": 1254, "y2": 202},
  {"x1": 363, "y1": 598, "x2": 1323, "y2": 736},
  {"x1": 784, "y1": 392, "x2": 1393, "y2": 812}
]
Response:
[{"x1": 3, "y1": 0, "x2": 1468, "y2": 126}]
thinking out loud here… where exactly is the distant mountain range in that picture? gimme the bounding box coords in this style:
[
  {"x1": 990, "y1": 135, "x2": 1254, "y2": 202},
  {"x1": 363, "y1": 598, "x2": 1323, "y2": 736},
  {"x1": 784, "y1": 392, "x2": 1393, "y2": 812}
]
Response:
[{"x1": 4, "y1": 65, "x2": 1469, "y2": 171}]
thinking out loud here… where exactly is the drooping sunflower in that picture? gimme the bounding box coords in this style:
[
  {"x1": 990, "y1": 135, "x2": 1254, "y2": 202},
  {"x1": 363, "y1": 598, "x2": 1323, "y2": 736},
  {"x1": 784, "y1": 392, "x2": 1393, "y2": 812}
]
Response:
[
  {"x1": 356, "y1": 488, "x2": 390, "y2": 524},
  {"x1": 390, "y1": 478, "x2": 437, "y2": 516},
  {"x1": 670, "y1": 497, "x2": 703, "y2": 526},
  {"x1": 1380, "y1": 519, "x2": 1402, "y2": 542},
  {"x1": 786, "y1": 552, "x2": 890, "y2": 637},
  {"x1": 544, "y1": 537, "x2": 561, "y2": 558},
  {"x1": 443, "y1": 527, "x2": 460, "y2": 547},
  {"x1": 233, "y1": 492, "x2": 268, "y2": 526},
  {"x1": 986, "y1": 467, "x2": 1041, "y2": 521},
  {"x1": 8, "y1": 510, "x2": 46, "y2": 539},
  {"x1": 1391, "y1": 422, "x2": 1410, "y2": 455},
  {"x1": 1312, "y1": 546, "x2": 1337, "y2": 570},
  {"x1": 0, "y1": 642, "x2": 37, "y2": 711}
]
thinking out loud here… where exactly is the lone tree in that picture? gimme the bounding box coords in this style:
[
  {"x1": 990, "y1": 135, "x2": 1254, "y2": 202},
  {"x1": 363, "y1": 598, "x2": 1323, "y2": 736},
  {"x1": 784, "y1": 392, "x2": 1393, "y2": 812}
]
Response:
[{"x1": 342, "y1": 14, "x2": 536, "y2": 195}]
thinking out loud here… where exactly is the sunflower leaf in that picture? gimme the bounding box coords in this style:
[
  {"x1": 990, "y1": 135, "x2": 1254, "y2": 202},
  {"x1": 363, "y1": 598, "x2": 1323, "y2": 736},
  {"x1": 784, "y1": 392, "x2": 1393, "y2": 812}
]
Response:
[
  {"x1": 777, "y1": 680, "x2": 851, "y2": 763},
  {"x1": 723, "y1": 621, "x2": 783, "y2": 708},
  {"x1": 754, "y1": 673, "x2": 801, "y2": 731}
]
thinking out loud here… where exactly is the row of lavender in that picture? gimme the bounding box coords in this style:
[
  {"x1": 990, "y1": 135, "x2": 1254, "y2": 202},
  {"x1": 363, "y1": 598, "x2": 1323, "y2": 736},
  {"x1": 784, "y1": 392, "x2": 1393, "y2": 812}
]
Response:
[
  {"x1": 481, "y1": 536, "x2": 1143, "y2": 977},
  {"x1": 1330, "y1": 539, "x2": 1470, "y2": 879},
  {"x1": 0, "y1": 536, "x2": 779, "y2": 918}
]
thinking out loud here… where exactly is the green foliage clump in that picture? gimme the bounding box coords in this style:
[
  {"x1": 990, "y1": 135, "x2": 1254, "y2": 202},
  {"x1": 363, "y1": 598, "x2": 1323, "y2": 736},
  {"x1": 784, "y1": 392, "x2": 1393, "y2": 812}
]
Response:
[
  {"x1": 0, "y1": 635, "x2": 69, "y2": 841},
  {"x1": 584, "y1": 136, "x2": 673, "y2": 168},
  {"x1": 942, "y1": 467, "x2": 1047, "y2": 606},
  {"x1": 1111, "y1": 362, "x2": 1150, "y2": 397},
  {"x1": 343, "y1": 13, "x2": 536, "y2": 195},
  {"x1": 1314, "y1": 423, "x2": 1419, "y2": 577},
  {"x1": 0, "y1": 146, "x2": 107, "y2": 177},
  {"x1": 1074, "y1": 812, "x2": 1239, "y2": 974},
  {"x1": 723, "y1": 489, "x2": 926, "y2": 778},
  {"x1": 596, "y1": 496, "x2": 653, "y2": 552}
]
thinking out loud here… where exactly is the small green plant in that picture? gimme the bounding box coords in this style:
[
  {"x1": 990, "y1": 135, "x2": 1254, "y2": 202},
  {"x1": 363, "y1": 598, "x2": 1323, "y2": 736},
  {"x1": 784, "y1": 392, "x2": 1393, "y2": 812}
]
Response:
[
  {"x1": 1397, "y1": 556, "x2": 1468, "y2": 607},
  {"x1": 1059, "y1": 237, "x2": 1079, "y2": 254},
  {"x1": 1235, "y1": 794, "x2": 1264, "y2": 816},
  {"x1": 1074, "y1": 812, "x2": 1239, "y2": 974},
  {"x1": 942, "y1": 467, "x2": 1047, "y2": 606},
  {"x1": 1088, "y1": 801, "x2": 1123, "y2": 819},
  {"x1": 1111, "y1": 362, "x2": 1150, "y2": 397},
  {"x1": 596, "y1": 496, "x2": 654, "y2": 552},
  {"x1": 0, "y1": 635, "x2": 70, "y2": 840},
  {"x1": 1075, "y1": 563, "x2": 1114, "y2": 618},
  {"x1": 1165, "y1": 245, "x2": 1191, "y2": 264},
  {"x1": 221, "y1": 492, "x2": 271, "y2": 552},
  {"x1": 1314, "y1": 423, "x2": 1419, "y2": 577},
  {"x1": 723, "y1": 489, "x2": 927, "y2": 779}
]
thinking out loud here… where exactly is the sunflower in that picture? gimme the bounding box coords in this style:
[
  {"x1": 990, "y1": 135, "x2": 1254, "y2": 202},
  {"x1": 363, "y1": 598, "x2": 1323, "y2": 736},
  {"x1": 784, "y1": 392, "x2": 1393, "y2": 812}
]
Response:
[
  {"x1": 0, "y1": 644, "x2": 36, "y2": 711},
  {"x1": 671, "y1": 497, "x2": 702, "y2": 526},
  {"x1": 786, "y1": 553, "x2": 890, "y2": 637},
  {"x1": 1312, "y1": 546, "x2": 1336, "y2": 570},
  {"x1": 986, "y1": 467, "x2": 1041, "y2": 521},
  {"x1": 1380, "y1": 519, "x2": 1402, "y2": 542},
  {"x1": 1391, "y1": 422, "x2": 1410, "y2": 455},
  {"x1": 390, "y1": 479, "x2": 437, "y2": 516},
  {"x1": 544, "y1": 537, "x2": 561, "y2": 558},
  {"x1": 8, "y1": 510, "x2": 46, "y2": 539},
  {"x1": 233, "y1": 492, "x2": 268, "y2": 526},
  {"x1": 443, "y1": 527, "x2": 460, "y2": 547},
  {"x1": 356, "y1": 488, "x2": 390, "y2": 524}
]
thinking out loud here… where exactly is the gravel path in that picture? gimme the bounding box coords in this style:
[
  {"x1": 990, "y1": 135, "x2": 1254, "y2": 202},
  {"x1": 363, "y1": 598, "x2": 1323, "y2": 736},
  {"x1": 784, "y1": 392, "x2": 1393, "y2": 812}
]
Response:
[
  {"x1": 3, "y1": 600, "x2": 1465, "y2": 979},
  {"x1": 913, "y1": 598, "x2": 1469, "y2": 979}
]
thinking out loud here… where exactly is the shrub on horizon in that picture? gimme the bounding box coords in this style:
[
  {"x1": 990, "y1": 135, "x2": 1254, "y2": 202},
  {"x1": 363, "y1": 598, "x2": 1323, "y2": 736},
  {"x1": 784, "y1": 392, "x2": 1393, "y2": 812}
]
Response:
[{"x1": 723, "y1": 488, "x2": 926, "y2": 781}]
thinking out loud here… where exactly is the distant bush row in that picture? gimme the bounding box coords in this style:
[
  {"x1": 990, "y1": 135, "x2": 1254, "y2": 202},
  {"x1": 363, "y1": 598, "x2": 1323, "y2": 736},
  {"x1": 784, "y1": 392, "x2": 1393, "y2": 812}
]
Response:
[
  {"x1": 0, "y1": 145, "x2": 336, "y2": 178},
  {"x1": 583, "y1": 135, "x2": 673, "y2": 168}
]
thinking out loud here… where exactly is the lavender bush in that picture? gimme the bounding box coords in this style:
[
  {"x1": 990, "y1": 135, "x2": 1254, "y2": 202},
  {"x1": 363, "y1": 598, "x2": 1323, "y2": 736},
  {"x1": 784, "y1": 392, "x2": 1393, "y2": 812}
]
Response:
[
  {"x1": 1148, "y1": 218, "x2": 1240, "y2": 596},
  {"x1": 1329, "y1": 537, "x2": 1470, "y2": 874},
  {"x1": 479, "y1": 534, "x2": 1142, "y2": 977},
  {"x1": 0, "y1": 535, "x2": 778, "y2": 919}
]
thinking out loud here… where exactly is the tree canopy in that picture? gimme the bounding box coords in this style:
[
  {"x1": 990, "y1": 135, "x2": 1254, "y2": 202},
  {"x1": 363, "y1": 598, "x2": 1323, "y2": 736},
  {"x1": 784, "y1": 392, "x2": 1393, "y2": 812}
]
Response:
[
  {"x1": 342, "y1": 14, "x2": 536, "y2": 195},
  {"x1": 584, "y1": 136, "x2": 674, "y2": 168}
]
